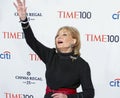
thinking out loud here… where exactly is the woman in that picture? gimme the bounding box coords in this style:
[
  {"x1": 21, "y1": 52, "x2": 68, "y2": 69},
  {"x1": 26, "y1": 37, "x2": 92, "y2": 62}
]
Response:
[{"x1": 14, "y1": 0, "x2": 95, "y2": 98}]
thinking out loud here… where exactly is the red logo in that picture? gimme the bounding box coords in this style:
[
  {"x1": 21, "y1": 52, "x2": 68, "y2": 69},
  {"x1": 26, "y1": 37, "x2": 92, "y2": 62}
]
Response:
[
  {"x1": 58, "y1": 11, "x2": 92, "y2": 19},
  {"x1": 5, "y1": 93, "x2": 34, "y2": 98},
  {"x1": 29, "y1": 53, "x2": 41, "y2": 61},
  {"x1": 3, "y1": 32, "x2": 24, "y2": 39},
  {"x1": 85, "y1": 34, "x2": 119, "y2": 43}
]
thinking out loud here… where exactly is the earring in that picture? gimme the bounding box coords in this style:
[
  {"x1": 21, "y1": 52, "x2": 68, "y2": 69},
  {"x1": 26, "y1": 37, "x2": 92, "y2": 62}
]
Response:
[{"x1": 70, "y1": 44, "x2": 74, "y2": 48}]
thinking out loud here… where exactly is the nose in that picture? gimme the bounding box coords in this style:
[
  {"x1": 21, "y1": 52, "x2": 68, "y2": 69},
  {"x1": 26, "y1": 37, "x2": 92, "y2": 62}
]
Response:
[{"x1": 58, "y1": 35, "x2": 63, "y2": 39}]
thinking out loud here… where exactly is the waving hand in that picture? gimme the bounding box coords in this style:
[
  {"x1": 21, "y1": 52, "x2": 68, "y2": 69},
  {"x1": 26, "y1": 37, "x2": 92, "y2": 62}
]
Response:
[{"x1": 13, "y1": 0, "x2": 27, "y2": 20}]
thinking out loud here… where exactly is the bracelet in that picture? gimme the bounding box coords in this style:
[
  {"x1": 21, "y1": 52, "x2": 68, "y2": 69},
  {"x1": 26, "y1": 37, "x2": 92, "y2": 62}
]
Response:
[
  {"x1": 22, "y1": 24, "x2": 30, "y2": 29},
  {"x1": 19, "y1": 20, "x2": 29, "y2": 24}
]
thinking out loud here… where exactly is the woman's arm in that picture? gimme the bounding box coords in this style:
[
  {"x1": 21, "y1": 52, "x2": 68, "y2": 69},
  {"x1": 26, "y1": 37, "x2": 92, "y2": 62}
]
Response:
[
  {"x1": 22, "y1": 19, "x2": 52, "y2": 63},
  {"x1": 68, "y1": 62, "x2": 95, "y2": 98},
  {"x1": 14, "y1": 0, "x2": 52, "y2": 63}
]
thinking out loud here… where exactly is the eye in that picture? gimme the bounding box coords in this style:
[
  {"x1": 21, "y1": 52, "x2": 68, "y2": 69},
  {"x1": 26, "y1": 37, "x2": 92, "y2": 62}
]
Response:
[{"x1": 63, "y1": 33, "x2": 67, "y2": 36}]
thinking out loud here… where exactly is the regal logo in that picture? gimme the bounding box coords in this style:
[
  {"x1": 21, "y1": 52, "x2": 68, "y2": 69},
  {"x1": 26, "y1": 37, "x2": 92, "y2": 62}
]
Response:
[{"x1": 15, "y1": 71, "x2": 43, "y2": 85}]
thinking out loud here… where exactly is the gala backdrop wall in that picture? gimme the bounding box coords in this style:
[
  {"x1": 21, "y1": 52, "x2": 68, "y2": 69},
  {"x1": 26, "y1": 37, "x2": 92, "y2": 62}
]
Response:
[{"x1": 0, "y1": 0, "x2": 120, "y2": 98}]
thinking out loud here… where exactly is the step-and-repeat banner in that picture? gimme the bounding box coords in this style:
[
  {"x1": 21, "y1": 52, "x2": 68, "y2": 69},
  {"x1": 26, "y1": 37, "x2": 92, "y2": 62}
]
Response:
[{"x1": 0, "y1": 0, "x2": 120, "y2": 98}]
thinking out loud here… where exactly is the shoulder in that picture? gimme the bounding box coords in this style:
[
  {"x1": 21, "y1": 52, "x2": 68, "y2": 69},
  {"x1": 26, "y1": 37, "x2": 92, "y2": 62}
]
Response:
[
  {"x1": 47, "y1": 48, "x2": 57, "y2": 58},
  {"x1": 77, "y1": 56, "x2": 88, "y2": 65},
  {"x1": 77, "y1": 56, "x2": 91, "y2": 69},
  {"x1": 48, "y1": 48, "x2": 57, "y2": 56}
]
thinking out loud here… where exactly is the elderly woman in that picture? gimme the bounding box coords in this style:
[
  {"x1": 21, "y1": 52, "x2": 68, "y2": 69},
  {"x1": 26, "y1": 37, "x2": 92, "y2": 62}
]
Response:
[{"x1": 14, "y1": 0, "x2": 95, "y2": 98}]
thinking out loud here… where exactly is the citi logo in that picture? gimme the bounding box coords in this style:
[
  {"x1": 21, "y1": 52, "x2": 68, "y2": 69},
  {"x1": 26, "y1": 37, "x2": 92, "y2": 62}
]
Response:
[
  {"x1": 112, "y1": 11, "x2": 120, "y2": 20},
  {"x1": 2, "y1": 32, "x2": 24, "y2": 39},
  {"x1": 85, "y1": 34, "x2": 119, "y2": 43},
  {"x1": 58, "y1": 11, "x2": 92, "y2": 19},
  {"x1": 0, "y1": 51, "x2": 11, "y2": 59},
  {"x1": 109, "y1": 78, "x2": 120, "y2": 87}
]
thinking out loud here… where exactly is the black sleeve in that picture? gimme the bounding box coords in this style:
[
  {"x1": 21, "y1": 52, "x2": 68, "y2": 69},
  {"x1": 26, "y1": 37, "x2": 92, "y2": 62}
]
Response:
[
  {"x1": 68, "y1": 62, "x2": 95, "y2": 98},
  {"x1": 21, "y1": 18, "x2": 52, "y2": 64}
]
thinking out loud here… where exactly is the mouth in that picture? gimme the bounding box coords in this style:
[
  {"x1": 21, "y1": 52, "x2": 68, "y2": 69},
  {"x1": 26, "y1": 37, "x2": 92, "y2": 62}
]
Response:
[{"x1": 58, "y1": 41, "x2": 63, "y2": 44}]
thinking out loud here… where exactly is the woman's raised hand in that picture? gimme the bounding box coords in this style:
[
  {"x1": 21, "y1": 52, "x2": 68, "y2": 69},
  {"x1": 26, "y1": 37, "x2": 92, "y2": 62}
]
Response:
[{"x1": 13, "y1": 0, "x2": 27, "y2": 20}]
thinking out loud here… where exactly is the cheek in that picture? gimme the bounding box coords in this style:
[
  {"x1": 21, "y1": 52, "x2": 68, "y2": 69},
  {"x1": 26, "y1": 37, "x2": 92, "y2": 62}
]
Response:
[
  {"x1": 65, "y1": 38, "x2": 73, "y2": 44},
  {"x1": 55, "y1": 39, "x2": 59, "y2": 47},
  {"x1": 55, "y1": 38, "x2": 57, "y2": 44}
]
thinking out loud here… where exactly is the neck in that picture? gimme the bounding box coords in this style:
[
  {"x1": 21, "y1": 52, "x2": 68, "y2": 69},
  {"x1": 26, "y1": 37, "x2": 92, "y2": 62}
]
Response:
[{"x1": 57, "y1": 48, "x2": 73, "y2": 53}]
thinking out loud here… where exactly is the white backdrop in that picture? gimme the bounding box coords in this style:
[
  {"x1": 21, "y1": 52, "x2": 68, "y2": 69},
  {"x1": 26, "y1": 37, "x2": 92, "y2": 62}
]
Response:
[{"x1": 0, "y1": 0, "x2": 120, "y2": 98}]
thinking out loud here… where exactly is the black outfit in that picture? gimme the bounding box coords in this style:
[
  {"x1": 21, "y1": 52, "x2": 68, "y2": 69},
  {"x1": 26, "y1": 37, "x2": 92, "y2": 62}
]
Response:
[{"x1": 21, "y1": 20, "x2": 95, "y2": 98}]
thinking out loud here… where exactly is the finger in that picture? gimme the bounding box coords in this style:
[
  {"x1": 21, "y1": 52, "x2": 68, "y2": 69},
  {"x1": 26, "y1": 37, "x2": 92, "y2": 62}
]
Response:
[
  {"x1": 23, "y1": 0, "x2": 26, "y2": 7},
  {"x1": 17, "y1": 0, "x2": 22, "y2": 3},
  {"x1": 51, "y1": 93, "x2": 59, "y2": 97},
  {"x1": 51, "y1": 93, "x2": 57, "y2": 97},
  {"x1": 17, "y1": 0, "x2": 23, "y2": 6},
  {"x1": 13, "y1": 2, "x2": 17, "y2": 8}
]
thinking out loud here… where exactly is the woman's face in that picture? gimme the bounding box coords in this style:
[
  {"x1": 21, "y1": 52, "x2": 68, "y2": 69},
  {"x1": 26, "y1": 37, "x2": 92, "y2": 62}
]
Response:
[{"x1": 55, "y1": 29, "x2": 76, "y2": 53}]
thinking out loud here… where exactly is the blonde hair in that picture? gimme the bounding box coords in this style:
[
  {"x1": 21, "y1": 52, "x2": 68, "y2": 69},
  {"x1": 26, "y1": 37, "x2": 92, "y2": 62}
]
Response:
[{"x1": 56, "y1": 26, "x2": 81, "y2": 55}]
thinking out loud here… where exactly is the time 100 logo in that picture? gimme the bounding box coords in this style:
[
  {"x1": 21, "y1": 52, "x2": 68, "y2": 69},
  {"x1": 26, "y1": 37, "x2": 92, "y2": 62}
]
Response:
[
  {"x1": 58, "y1": 11, "x2": 92, "y2": 19},
  {"x1": 5, "y1": 93, "x2": 34, "y2": 98}
]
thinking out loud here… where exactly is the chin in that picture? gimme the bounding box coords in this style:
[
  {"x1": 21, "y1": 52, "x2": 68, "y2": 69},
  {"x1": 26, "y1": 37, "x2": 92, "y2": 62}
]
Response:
[
  {"x1": 56, "y1": 45, "x2": 63, "y2": 48},
  {"x1": 56, "y1": 47, "x2": 63, "y2": 50}
]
